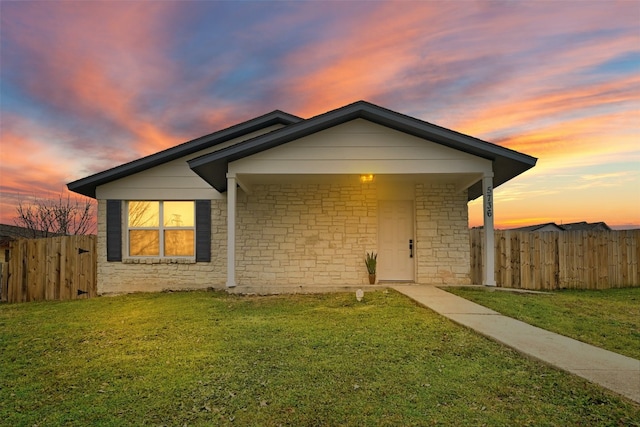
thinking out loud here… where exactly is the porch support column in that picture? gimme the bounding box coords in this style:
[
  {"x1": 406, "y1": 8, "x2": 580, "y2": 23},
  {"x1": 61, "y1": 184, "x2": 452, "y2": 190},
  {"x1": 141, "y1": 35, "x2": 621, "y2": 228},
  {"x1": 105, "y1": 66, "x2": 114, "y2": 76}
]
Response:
[
  {"x1": 482, "y1": 173, "x2": 496, "y2": 287},
  {"x1": 226, "y1": 173, "x2": 237, "y2": 288}
]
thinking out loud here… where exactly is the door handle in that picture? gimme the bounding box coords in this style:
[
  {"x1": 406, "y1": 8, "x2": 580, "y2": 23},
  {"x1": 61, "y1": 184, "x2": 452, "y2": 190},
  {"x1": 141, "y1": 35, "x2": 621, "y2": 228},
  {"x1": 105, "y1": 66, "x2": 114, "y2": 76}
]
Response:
[{"x1": 409, "y1": 239, "x2": 413, "y2": 258}]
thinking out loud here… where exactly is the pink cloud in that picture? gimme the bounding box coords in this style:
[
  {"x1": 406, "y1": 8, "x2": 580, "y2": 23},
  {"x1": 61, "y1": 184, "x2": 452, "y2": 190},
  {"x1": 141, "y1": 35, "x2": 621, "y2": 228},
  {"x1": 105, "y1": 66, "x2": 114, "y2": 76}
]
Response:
[
  {"x1": 495, "y1": 109, "x2": 640, "y2": 168},
  {"x1": 279, "y1": 3, "x2": 457, "y2": 116},
  {"x1": 2, "y1": 0, "x2": 638, "y2": 231},
  {"x1": 273, "y1": 0, "x2": 638, "y2": 125},
  {"x1": 0, "y1": 121, "x2": 88, "y2": 224},
  {"x1": 3, "y1": 1, "x2": 186, "y2": 156}
]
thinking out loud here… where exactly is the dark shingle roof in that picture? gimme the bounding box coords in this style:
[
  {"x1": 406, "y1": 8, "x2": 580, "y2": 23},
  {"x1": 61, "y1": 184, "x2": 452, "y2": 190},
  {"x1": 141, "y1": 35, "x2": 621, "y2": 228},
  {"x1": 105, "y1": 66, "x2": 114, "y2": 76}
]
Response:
[
  {"x1": 67, "y1": 110, "x2": 302, "y2": 198},
  {"x1": 507, "y1": 222, "x2": 564, "y2": 232},
  {"x1": 561, "y1": 221, "x2": 611, "y2": 231},
  {"x1": 68, "y1": 101, "x2": 537, "y2": 201},
  {"x1": 189, "y1": 101, "x2": 537, "y2": 200},
  {"x1": 507, "y1": 221, "x2": 612, "y2": 232},
  {"x1": 0, "y1": 224, "x2": 63, "y2": 246}
]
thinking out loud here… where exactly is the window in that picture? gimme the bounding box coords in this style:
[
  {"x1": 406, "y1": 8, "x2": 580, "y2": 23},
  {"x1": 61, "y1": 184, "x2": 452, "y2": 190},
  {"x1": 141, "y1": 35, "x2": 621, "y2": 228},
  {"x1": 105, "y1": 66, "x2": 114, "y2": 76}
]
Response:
[{"x1": 127, "y1": 201, "x2": 195, "y2": 257}]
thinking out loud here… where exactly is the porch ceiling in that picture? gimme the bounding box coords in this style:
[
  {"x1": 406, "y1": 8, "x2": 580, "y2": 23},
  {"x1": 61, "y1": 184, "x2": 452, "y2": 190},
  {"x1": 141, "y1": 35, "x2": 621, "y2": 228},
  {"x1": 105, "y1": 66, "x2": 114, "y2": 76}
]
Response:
[{"x1": 235, "y1": 172, "x2": 483, "y2": 193}]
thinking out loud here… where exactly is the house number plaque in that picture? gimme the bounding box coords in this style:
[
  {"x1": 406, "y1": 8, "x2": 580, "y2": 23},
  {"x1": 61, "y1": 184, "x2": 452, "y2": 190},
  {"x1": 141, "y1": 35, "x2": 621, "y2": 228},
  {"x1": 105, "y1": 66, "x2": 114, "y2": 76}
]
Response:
[{"x1": 485, "y1": 185, "x2": 493, "y2": 218}]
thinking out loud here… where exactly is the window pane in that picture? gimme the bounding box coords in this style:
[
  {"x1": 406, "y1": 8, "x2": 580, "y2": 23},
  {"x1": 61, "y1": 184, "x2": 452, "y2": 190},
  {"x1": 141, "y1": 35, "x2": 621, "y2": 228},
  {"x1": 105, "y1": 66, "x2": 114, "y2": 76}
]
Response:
[
  {"x1": 128, "y1": 201, "x2": 159, "y2": 227},
  {"x1": 129, "y1": 230, "x2": 159, "y2": 256},
  {"x1": 164, "y1": 230, "x2": 195, "y2": 256},
  {"x1": 164, "y1": 201, "x2": 195, "y2": 227}
]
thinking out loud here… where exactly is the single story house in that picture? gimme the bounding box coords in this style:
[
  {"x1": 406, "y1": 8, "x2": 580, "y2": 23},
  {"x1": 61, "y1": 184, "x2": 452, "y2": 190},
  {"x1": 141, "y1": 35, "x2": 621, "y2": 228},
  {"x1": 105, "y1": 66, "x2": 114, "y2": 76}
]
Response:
[{"x1": 68, "y1": 101, "x2": 537, "y2": 294}]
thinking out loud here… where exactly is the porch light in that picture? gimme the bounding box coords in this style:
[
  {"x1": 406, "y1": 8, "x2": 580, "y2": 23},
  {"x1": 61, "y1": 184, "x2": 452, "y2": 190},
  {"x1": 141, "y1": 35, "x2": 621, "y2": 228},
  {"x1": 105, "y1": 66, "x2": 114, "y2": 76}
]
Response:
[{"x1": 360, "y1": 174, "x2": 374, "y2": 183}]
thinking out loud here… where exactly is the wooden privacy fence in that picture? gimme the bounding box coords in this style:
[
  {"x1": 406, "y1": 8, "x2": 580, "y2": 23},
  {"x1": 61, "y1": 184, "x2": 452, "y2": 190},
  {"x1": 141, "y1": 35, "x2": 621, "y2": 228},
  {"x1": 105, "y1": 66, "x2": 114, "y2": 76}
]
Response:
[
  {"x1": 470, "y1": 229, "x2": 640, "y2": 290},
  {"x1": 1, "y1": 235, "x2": 97, "y2": 303}
]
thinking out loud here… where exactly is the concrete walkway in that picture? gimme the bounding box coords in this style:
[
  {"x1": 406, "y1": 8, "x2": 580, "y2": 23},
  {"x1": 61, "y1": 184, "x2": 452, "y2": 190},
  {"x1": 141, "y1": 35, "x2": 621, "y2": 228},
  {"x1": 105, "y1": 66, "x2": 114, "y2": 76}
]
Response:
[{"x1": 392, "y1": 285, "x2": 640, "y2": 404}]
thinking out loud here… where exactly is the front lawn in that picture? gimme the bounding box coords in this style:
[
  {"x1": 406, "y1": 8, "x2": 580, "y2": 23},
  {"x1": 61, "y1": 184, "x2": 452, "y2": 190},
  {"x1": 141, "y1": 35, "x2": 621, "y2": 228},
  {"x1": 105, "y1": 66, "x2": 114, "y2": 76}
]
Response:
[
  {"x1": 1, "y1": 290, "x2": 638, "y2": 426},
  {"x1": 446, "y1": 287, "x2": 640, "y2": 360}
]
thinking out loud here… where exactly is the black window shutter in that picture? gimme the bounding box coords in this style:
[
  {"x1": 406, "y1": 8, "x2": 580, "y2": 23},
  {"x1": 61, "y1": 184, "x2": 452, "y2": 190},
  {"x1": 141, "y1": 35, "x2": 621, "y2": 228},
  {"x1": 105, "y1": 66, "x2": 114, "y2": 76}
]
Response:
[
  {"x1": 195, "y1": 200, "x2": 211, "y2": 262},
  {"x1": 106, "y1": 200, "x2": 122, "y2": 261}
]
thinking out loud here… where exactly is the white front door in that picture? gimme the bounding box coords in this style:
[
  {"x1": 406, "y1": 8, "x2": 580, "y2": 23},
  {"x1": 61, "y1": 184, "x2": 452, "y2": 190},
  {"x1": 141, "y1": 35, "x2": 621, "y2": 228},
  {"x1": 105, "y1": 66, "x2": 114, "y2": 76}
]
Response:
[{"x1": 378, "y1": 200, "x2": 415, "y2": 281}]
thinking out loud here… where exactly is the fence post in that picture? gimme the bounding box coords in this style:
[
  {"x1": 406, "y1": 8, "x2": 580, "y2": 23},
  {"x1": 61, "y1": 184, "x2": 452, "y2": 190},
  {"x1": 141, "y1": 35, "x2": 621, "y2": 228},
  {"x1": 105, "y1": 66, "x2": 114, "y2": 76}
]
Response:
[{"x1": 0, "y1": 262, "x2": 7, "y2": 302}]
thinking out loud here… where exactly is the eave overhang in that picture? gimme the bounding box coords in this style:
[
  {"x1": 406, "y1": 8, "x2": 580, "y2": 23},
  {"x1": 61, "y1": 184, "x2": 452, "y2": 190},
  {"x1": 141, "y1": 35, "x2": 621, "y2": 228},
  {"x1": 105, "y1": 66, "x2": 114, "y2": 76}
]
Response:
[{"x1": 67, "y1": 110, "x2": 302, "y2": 198}]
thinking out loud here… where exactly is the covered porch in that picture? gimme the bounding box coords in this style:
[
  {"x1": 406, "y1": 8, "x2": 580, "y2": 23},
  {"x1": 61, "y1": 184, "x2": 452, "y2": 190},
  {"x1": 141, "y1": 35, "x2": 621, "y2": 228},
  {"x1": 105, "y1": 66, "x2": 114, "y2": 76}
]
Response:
[
  {"x1": 222, "y1": 174, "x2": 490, "y2": 290},
  {"x1": 189, "y1": 110, "x2": 507, "y2": 289}
]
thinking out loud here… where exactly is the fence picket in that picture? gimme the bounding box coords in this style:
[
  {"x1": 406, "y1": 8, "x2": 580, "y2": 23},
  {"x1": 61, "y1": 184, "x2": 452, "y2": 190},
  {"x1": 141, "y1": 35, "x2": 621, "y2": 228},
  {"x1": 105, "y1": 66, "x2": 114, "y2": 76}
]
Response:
[
  {"x1": 4, "y1": 236, "x2": 97, "y2": 303},
  {"x1": 2, "y1": 231, "x2": 637, "y2": 301},
  {"x1": 470, "y1": 229, "x2": 639, "y2": 290}
]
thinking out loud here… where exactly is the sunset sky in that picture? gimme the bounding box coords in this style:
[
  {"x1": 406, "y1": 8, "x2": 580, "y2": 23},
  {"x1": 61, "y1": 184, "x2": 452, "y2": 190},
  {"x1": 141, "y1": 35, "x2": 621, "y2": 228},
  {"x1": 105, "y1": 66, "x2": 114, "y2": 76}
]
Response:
[{"x1": 1, "y1": 0, "x2": 638, "y2": 229}]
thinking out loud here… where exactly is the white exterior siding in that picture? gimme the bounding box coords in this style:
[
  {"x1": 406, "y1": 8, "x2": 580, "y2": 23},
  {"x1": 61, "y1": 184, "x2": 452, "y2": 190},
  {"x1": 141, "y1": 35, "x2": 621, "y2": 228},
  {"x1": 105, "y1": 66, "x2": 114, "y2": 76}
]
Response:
[{"x1": 231, "y1": 119, "x2": 491, "y2": 177}]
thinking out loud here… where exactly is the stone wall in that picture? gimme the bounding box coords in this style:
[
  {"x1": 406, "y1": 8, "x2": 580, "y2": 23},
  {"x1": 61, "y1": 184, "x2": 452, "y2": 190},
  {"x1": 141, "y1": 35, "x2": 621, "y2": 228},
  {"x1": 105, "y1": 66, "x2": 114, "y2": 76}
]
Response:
[
  {"x1": 95, "y1": 201, "x2": 227, "y2": 294},
  {"x1": 415, "y1": 183, "x2": 471, "y2": 285},
  {"x1": 96, "y1": 182, "x2": 471, "y2": 293},
  {"x1": 236, "y1": 183, "x2": 378, "y2": 286}
]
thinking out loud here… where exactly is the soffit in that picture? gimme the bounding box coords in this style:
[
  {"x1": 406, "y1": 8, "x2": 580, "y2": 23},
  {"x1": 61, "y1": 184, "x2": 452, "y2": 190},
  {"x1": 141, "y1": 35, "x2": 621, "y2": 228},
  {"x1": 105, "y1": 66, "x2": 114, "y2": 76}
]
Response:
[{"x1": 236, "y1": 172, "x2": 483, "y2": 193}]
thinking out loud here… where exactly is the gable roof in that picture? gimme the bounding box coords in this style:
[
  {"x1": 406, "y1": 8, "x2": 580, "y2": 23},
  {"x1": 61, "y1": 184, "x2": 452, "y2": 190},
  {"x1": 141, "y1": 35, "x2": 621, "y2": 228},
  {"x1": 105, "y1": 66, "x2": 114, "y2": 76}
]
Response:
[
  {"x1": 67, "y1": 110, "x2": 302, "y2": 198},
  {"x1": 68, "y1": 100, "x2": 537, "y2": 201},
  {"x1": 188, "y1": 101, "x2": 537, "y2": 200}
]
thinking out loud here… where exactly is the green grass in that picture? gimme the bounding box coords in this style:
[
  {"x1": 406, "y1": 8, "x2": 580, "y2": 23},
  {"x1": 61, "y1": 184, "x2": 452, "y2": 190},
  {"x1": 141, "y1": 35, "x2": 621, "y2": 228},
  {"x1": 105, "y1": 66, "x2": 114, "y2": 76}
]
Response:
[
  {"x1": 446, "y1": 287, "x2": 640, "y2": 360},
  {"x1": 1, "y1": 290, "x2": 638, "y2": 426}
]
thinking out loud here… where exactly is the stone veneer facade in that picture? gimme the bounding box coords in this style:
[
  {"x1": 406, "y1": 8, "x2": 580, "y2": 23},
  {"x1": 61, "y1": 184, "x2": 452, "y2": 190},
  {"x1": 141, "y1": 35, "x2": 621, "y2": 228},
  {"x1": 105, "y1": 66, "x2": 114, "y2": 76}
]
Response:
[
  {"x1": 415, "y1": 183, "x2": 471, "y2": 285},
  {"x1": 96, "y1": 182, "x2": 470, "y2": 294},
  {"x1": 235, "y1": 183, "x2": 378, "y2": 286},
  {"x1": 95, "y1": 200, "x2": 227, "y2": 294}
]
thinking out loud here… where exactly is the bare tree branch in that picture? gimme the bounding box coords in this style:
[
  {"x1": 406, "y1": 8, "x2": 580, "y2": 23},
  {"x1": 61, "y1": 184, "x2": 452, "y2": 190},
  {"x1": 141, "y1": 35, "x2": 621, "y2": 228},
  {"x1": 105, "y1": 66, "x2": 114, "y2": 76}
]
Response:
[{"x1": 13, "y1": 193, "x2": 96, "y2": 236}]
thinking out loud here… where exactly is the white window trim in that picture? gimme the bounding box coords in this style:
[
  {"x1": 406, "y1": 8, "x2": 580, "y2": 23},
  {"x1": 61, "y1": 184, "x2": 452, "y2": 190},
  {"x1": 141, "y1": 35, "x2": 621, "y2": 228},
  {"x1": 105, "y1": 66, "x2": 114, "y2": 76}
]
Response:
[{"x1": 125, "y1": 201, "x2": 196, "y2": 259}]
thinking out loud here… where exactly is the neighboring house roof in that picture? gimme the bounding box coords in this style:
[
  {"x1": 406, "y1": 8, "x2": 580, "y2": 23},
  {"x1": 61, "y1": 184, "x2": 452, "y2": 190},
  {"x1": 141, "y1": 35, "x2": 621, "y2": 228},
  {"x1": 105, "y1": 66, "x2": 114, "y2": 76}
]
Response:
[
  {"x1": 68, "y1": 100, "x2": 537, "y2": 201},
  {"x1": 0, "y1": 224, "x2": 60, "y2": 246},
  {"x1": 507, "y1": 221, "x2": 612, "y2": 232},
  {"x1": 507, "y1": 222, "x2": 565, "y2": 232},
  {"x1": 68, "y1": 110, "x2": 302, "y2": 198},
  {"x1": 189, "y1": 101, "x2": 537, "y2": 200},
  {"x1": 561, "y1": 221, "x2": 611, "y2": 231}
]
